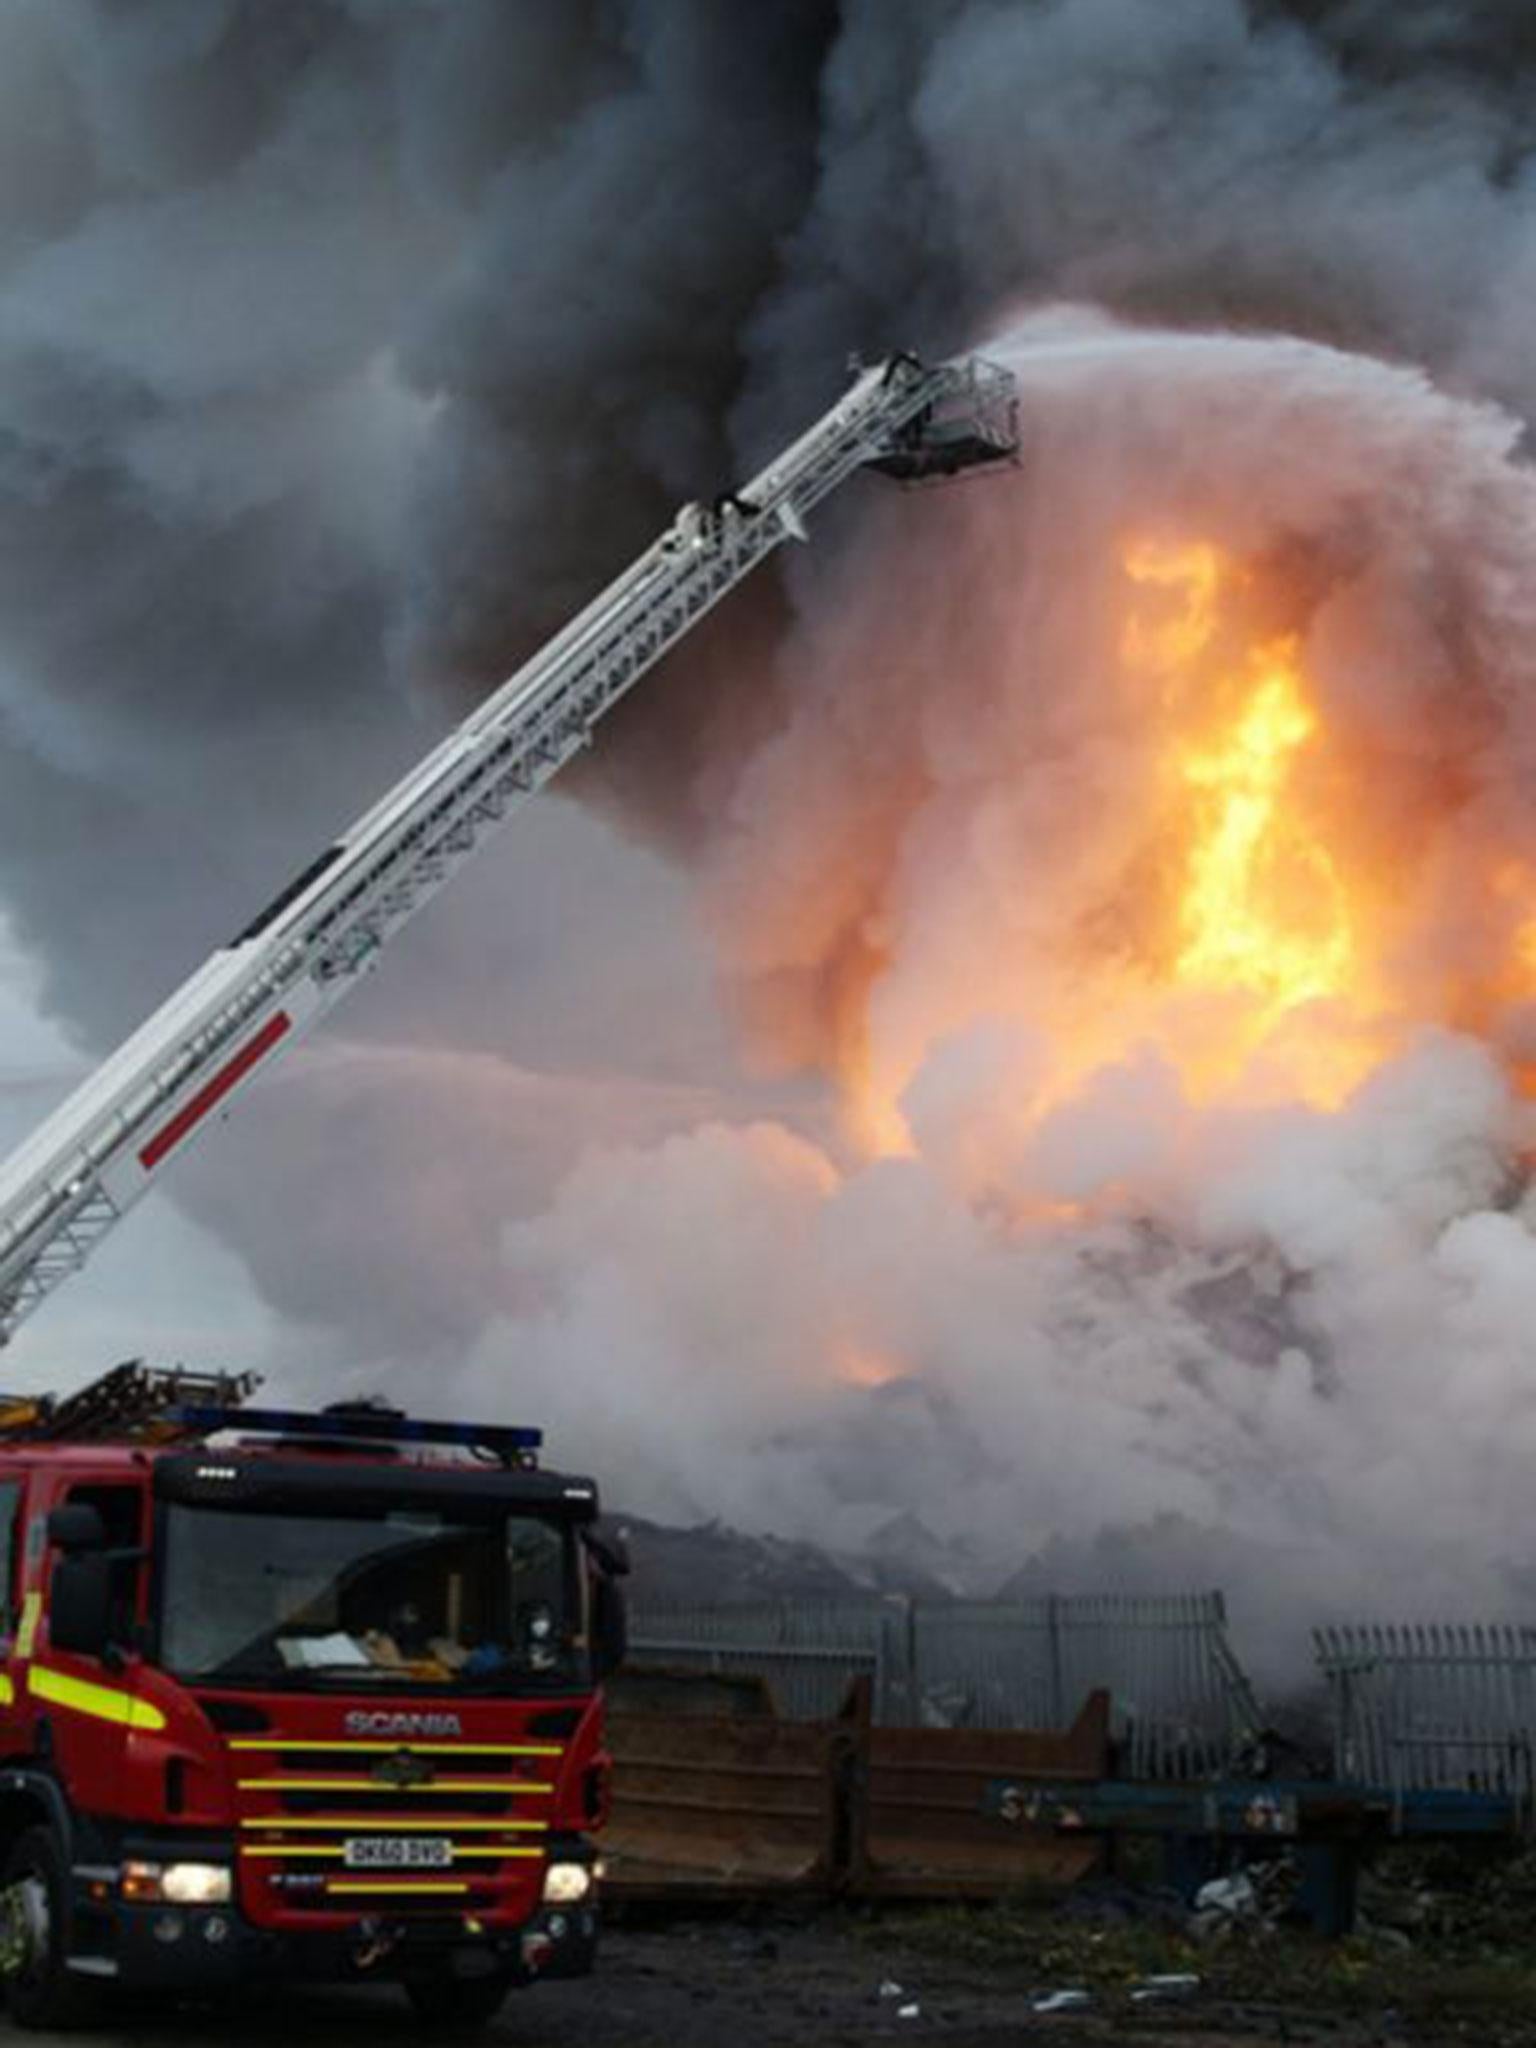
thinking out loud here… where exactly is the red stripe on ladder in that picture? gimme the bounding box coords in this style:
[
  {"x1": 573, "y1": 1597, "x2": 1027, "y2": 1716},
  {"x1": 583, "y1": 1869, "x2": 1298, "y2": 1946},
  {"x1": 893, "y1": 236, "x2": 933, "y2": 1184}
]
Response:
[{"x1": 138, "y1": 1012, "x2": 292, "y2": 1173}]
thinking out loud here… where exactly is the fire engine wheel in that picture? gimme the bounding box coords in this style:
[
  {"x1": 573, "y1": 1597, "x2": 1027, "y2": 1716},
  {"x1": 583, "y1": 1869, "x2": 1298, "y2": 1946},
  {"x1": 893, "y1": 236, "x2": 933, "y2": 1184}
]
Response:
[
  {"x1": 400, "y1": 1966, "x2": 515, "y2": 2032},
  {"x1": 0, "y1": 1827, "x2": 97, "y2": 2030}
]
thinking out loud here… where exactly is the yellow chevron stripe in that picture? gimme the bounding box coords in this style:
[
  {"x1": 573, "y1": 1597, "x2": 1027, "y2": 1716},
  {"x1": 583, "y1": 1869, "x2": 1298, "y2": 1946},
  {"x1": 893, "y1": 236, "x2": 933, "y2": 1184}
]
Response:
[
  {"x1": 236, "y1": 1777, "x2": 551, "y2": 1794},
  {"x1": 240, "y1": 1816, "x2": 547, "y2": 1832},
  {"x1": 15, "y1": 1594, "x2": 40, "y2": 1661},
  {"x1": 245, "y1": 1845, "x2": 349, "y2": 1859},
  {"x1": 0, "y1": 1675, "x2": 14, "y2": 1706},
  {"x1": 27, "y1": 1665, "x2": 166, "y2": 1732}
]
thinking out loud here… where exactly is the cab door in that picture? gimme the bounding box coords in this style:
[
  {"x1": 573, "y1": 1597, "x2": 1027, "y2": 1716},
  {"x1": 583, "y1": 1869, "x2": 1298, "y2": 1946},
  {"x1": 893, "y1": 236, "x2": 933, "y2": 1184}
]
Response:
[{"x1": 30, "y1": 1479, "x2": 148, "y2": 1817}]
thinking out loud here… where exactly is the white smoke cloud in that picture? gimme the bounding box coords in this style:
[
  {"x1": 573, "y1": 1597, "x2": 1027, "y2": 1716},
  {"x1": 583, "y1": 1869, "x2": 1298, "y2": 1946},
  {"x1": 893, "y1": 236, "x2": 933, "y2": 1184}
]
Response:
[{"x1": 462, "y1": 1031, "x2": 1536, "y2": 1646}]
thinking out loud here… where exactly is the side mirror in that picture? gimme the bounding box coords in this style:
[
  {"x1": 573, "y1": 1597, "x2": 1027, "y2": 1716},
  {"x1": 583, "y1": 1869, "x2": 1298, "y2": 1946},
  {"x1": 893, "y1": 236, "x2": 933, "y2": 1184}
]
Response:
[
  {"x1": 47, "y1": 1504, "x2": 106, "y2": 1553},
  {"x1": 583, "y1": 1523, "x2": 631, "y2": 1579},
  {"x1": 49, "y1": 1554, "x2": 113, "y2": 1657},
  {"x1": 592, "y1": 1573, "x2": 627, "y2": 1681}
]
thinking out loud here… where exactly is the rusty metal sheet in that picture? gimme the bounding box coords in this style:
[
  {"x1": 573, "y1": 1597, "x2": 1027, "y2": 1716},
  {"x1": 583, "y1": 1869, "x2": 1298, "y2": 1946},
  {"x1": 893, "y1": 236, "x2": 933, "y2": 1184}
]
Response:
[
  {"x1": 850, "y1": 1690, "x2": 1111, "y2": 1898},
  {"x1": 608, "y1": 1664, "x2": 776, "y2": 1718},
  {"x1": 604, "y1": 1708, "x2": 847, "y2": 1898}
]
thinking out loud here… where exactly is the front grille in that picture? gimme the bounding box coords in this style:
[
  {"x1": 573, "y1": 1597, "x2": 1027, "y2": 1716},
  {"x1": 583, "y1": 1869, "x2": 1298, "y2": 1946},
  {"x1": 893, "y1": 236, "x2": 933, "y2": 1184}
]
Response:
[
  {"x1": 254, "y1": 1747, "x2": 535, "y2": 1776},
  {"x1": 228, "y1": 1736, "x2": 561, "y2": 1913},
  {"x1": 267, "y1": 1787, "x2": 519, "y2": 1818}
]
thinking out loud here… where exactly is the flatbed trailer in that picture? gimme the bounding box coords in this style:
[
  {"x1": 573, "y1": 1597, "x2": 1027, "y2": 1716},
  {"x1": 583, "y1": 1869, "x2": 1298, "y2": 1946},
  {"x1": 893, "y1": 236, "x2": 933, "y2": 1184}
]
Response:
[{"x1": 984, "y1": 1774, "x2": 1527, "y2": 1934}]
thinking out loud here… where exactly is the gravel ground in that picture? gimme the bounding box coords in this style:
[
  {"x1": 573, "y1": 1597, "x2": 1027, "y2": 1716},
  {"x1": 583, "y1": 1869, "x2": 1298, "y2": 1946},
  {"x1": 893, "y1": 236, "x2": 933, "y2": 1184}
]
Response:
[{"x1": 0, "y1": 1917, "x2": 1472, "y2": 2048}]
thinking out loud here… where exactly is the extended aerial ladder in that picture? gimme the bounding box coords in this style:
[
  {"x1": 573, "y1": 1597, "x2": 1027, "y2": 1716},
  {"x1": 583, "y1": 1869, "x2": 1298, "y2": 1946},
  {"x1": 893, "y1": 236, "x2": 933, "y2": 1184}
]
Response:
[{"x1": 0, "y1": 351, "x2": 1017, "y2": 1345}]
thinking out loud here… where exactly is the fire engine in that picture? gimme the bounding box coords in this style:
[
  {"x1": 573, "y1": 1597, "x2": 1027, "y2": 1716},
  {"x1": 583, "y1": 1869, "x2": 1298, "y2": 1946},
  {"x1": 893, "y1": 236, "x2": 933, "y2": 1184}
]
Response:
[
  {"x1": 0, "y1": 351, "x2": 1018, "y2": 2025},
  {"x1": 0, "y1": 1362, "x2": 626, "y2": 2027}
]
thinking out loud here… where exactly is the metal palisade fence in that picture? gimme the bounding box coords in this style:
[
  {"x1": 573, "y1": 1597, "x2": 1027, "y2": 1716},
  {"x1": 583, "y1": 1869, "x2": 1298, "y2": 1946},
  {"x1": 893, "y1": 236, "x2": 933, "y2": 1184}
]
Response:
[
  {"x1": 629, "y1": 1590, "x2": 1262, "y2": 1780},
  {"x1": 1315, "y1": 1621, "x2": 1536, "y2": 1809}
]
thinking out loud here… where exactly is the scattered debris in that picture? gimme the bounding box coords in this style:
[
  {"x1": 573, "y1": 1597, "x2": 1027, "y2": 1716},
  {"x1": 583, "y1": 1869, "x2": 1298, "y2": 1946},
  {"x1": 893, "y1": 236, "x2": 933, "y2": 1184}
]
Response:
[
  {"x1": 1030, "y1": 1986, "x2": 1093, "y2": 2013},
  {"x1": 1194, "y1": 1871, "x2": 1258, "y2": 1920},
  {"x1": 1191, "y1": 1858, "x2": 1297, "y2": 1937},
  {"x1": 1130, "y1": 1971, "x2": 1202, "y2": 2003}
]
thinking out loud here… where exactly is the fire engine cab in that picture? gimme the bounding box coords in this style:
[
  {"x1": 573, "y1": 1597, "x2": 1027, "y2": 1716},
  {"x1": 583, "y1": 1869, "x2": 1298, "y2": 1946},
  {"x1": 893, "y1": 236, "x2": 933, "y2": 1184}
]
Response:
[{"x1": 0, "y1": 1364, "x2": 625, "y2": 2029}]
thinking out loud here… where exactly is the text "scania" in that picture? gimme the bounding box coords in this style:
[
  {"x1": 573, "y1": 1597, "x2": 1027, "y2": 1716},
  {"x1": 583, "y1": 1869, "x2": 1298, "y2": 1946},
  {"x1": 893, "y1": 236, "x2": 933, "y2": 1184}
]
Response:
[{"x1": 344, "y1": 1711, "x2": 463, "y2": 1738}]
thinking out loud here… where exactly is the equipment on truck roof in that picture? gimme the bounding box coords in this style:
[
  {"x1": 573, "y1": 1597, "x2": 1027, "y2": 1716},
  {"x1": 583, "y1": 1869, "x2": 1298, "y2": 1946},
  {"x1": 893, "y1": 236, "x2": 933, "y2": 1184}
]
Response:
[
  {"x1": 0, "y1": 1360, "x2": 545, "y2": 1467},
  {"x1": 0, "y1": 1359, "x2": 258, "y2": 1443},
  {"x1": 0, "y1": 350, "x2": 1017, "y2": 1345},
  {"x1": 167, "y1": 1398, "x2": 544, "y2": 1466}
]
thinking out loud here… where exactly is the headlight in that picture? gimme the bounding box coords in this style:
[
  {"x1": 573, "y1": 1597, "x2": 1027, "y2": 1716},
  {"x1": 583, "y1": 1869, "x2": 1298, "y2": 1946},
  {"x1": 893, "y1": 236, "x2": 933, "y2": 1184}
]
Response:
[
  {"x1": 163, "y1": 1864, "x2": 233, "y2": 1905},
  {"x1": 122, "y1": 1860, "x2": 232, "y2": 1905},
  {"x1": 542, "y1": 1861, "x2": 593, "y2": 1905}
]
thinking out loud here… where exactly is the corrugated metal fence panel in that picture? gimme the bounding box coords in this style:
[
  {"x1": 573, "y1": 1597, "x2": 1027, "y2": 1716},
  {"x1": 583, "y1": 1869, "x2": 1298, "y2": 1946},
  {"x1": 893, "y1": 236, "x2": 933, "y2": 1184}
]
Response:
[
  {"x1": 631, "y1": 1590, "x2": 1258, "y2": 1779},
  {"x1": 1057, "y1": 1593, "x2": 1246, "y2": 1781},
  {"x1": 909, "y1": 1601, "x2": 1059, "y2": 1731},
  {"x1": 630, "y1": 1599, "x2": 887, "y2": 1650},
  {"x1": 1315, "y1": 1621, "x2": 1536, "y2": 1800},
  {"x1": 628, "y1": 1598, "x2": 884, "y2": 1722}
]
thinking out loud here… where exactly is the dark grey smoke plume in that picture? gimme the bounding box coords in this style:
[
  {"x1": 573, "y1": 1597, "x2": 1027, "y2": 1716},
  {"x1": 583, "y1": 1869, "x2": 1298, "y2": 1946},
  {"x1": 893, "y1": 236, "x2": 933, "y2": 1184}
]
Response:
[
  {"x1": 0, "y1": 0, "x2": 834, "y2": 1354},
  {"x1": 7, "y1": 1, "x2": 1536, "y2": 1636}
]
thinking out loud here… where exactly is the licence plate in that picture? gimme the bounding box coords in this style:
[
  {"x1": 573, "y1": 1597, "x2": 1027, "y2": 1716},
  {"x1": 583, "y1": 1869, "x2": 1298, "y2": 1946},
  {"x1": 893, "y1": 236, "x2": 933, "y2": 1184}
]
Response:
[{"x1": 342, "y1": 1837, "x2": 453, "y2": 1869}]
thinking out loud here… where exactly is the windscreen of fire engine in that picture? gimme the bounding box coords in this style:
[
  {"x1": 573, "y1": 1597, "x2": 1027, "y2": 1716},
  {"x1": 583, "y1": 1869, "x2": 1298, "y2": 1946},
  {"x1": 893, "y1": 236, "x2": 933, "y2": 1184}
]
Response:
[{"x1": 158, "y1": 1506, "x2": 579, "y2": 1688}]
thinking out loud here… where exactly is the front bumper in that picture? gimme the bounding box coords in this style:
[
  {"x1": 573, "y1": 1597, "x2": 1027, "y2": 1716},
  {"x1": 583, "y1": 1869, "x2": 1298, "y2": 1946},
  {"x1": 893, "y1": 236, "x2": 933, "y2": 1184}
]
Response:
[{"x1": 71, "y1": 1885, "x2": 598, "y2": 1992}]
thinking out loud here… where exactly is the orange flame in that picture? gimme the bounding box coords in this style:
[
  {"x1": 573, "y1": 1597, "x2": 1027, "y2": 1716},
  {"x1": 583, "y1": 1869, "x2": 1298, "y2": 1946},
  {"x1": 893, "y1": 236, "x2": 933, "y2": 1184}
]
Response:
[
  {"x1": 1175, "y1": 647, "x2": 1346, "y2": 1006},
  {"x1": 832, "y1": 1338, "x2": 906, "y2": 1388},
  {"x1": 1127, "y1": 542, "x2": 1378, "y2": 1107},
  {"x1": 836, "y1": 536, "x2": 1407, "y2": 1166}
]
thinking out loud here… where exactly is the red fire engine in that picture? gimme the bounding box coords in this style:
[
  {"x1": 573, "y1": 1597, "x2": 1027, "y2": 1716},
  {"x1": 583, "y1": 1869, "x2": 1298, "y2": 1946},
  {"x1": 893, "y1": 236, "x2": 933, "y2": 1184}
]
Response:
[{"x1": 0, "y1": 1363, "x2": 627, "y2": 2027}]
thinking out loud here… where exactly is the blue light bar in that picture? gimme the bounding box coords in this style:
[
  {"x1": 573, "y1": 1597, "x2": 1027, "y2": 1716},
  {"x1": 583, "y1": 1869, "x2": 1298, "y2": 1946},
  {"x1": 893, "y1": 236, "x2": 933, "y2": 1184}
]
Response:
[{"x1": 165, "y1": 1403, "x2": 543, "y2": 1457}]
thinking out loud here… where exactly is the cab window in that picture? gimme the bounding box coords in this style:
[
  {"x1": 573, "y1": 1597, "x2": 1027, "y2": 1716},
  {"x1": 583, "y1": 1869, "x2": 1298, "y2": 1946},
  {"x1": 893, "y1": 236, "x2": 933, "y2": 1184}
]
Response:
[
  {"x1": 63, "y1": 1484, "x2": 143, "y2": 1550},
  {"x1": 61, "y1": 1483, "x2": 145, "y2": 1646}
]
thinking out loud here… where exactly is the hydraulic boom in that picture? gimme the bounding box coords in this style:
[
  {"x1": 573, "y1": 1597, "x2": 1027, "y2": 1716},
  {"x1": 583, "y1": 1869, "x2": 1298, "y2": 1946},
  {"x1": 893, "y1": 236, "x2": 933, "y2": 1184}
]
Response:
[{"x1": 0, "y1": 351, "x2": 1017, "y2": 1344}]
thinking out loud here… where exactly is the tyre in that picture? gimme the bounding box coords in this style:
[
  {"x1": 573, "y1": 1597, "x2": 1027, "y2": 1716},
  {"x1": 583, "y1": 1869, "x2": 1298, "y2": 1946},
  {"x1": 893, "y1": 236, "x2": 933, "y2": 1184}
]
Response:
[
  {"x1": 0, "y1": 1825, "x2": 98, "y2": 2030},
  {"x1": 401, "y1": 1966, "x2": 515, "y2": 2033}
]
